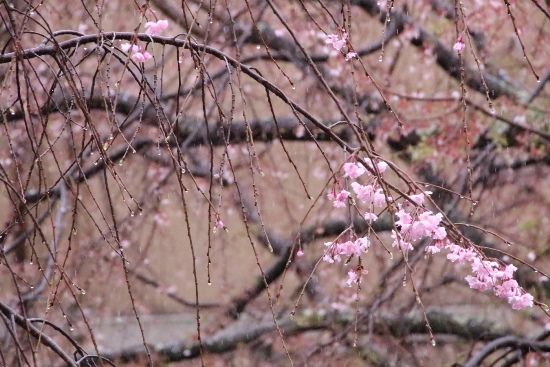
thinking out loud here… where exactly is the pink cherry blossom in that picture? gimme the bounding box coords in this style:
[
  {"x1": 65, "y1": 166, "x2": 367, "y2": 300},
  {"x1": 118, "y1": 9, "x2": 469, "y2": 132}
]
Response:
[
  {"x1": 343, "y1": 162, "x2": 365, "y2": 179},
  {"x1": 502, "y1": 264, "x2": 518, "y2": 278},
  {"x1": 494, "y1": 279, "x2": 519, "y2": 298},
  {"x1": 411, "y1": 211, "x2": 444, "y2": 239},
  {"x1": 323, "y1": 241, "x2": 341, "y2": 263},
  {"x1": 425, "y1": 240, "x2": 445, "y2": 254},
  {"x1": 346, "y1": 270, "x2": 359, "y2": 286},
  {"x1": 364, "y1": 212, "x2": 378, "y2": 222},
  {"x1": 391, "y1": 230, "x2": 413, "y2": 252},
  {"x1": 511, "y1": 293, "x2": 534, "y2": 310},
  {"x1": 323, "y1": 237, "x2": 370, "y2": 264},
  {"x1": 417, "y1": 211, "x2": 442, "y2": 227},
  {"x1": 296, "y1": 249, "x2": 304, "y2": 257},
  {"x1": 145, "y1": 19, "x2": 168, "y2": 35},
  {"x1": 345, "y1": 52, "x2": 357, "y2": 61},
  {"x1": 362, "y1": 159, "x2": 388, "y2": 174},
  {"x1": 446, "y1": 243, "x2": 477, "y2": 264},
  {"x1": 432, "y1": 226, "x2": 447, "y2": 240},
  {"x1": 465, "y1": 274, "x2": 493, "y2": 291},
  {"x1": 346, "y1": 268, "x2": 368, "y2": 287},
  {"x1": 407, "y1": 191, "x2": 432, "y2": 206},
  {"x1": 328, "y1": 189, "x2": 350, "y2": 208},
  {"x1": 351, "y1": 182, "x2": 374, "y2": 203},
  {"x1": 121, "y1": 43, "x2": 139, "y2": 53},
  {"x1": 443, "y1": 243, "x2": 533, "y2": 309},
  {"x1": 376, "y1": 161, "x2": 388, "y2": 173},
  {"x1": 453, "y1": 37, "x2": 465, "y2": 53},
  {"x1": 325, "y1": 32, "x2": 347, "y2": 51},
  {"x1": 373, "y1": 189, "x2": 386, "y2": 207},
  {"x1": 395, "y1": 208, "x2": 412, "y2": 232},
  {"x1": 470, "y1": 258, "x2": 499, "y2": 278},
  {"x1": 122, "y1": 42, "x2": 153, "y2": 63},
  {"x1": 322, "y1": 253, "x2": 336, "y2": 263},
  {"x1": 131, "y1": 51, "x2": 153, "y2": 63},
  {"x1": 339, "y1": 239, "x2": 368, "y2": 257},
  {"x1": 339, "y1": 240, "x2": 362, "y2": 257},
  {"x1": 355, "y1": 237, "x2": 370, "y2": 252}
]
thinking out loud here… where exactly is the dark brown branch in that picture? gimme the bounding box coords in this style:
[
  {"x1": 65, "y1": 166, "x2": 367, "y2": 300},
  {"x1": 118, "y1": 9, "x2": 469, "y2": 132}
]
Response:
[
  {"x1": 0, "y1": 301, "x2": 77, "y2": 366},
  {"x1": 100, "y1": 310, "x2": 518, "y2": 363},
  {"x1": 464, "y1": 335, "x2": 550, "y2": 367}
]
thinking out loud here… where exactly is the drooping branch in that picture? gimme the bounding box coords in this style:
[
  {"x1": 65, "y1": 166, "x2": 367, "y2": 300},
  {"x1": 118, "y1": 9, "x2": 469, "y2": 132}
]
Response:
[
  {"x1": 20, "y1": 181, "x2": 69, "y2": 303},
  {"x1": 0, "y1": 301, "x2": 78, "y2": 366}
]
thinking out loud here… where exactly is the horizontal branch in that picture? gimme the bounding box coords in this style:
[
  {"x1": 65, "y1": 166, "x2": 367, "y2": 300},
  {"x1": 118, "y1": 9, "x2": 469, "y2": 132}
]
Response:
[
  {"x1": 100, "y1": 309, "x2": 518, "y2": 363},
  {"x1": 0, "y1": 31, "x2": 360, "y2": 160}
]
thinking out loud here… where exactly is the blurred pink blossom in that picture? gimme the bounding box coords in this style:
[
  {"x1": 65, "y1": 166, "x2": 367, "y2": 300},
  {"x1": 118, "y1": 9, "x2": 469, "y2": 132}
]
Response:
[
  {"x1": 453, "y1": 37, "x2": 465, "y2": 53},
  {"x1": 145, "y1": 19, "x2": 168, "y2": 35},
  {"x1": 131, "y1": 51, "x2": 152, "y2": 63},
  {"x1": 327, "y1": 189, "x2": 350, "y2": 208},
  {"x1": 122, "y1": 42, "x2": 153, "y2": 63},
  {"x1": 343, "y1": 162, "x2": 366, "y2": 179},
  {"x1": 325, "y1": 32, "x2": 347, "y2": 51}
]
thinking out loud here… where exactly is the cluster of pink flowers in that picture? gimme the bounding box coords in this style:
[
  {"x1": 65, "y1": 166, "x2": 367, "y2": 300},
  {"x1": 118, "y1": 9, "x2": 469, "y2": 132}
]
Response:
[
  {"x1": 121, "y1": 43, "x2": 152, "y2": 63},
  {"x1": 325, "y1": 32, "x2": 347, "y2": 51},
  {"x1": 393, "y1": 194, "x2": 447, "y2": 253},
  {"x1": 323, "y1": 238, "x2": 370, "y2": 286},
  {"x1": 121, "y1": 19, "x2": 168, "y2": 63},
  {"x1": 325, "y1": 31, "x2": 357, "y2": 61},
  {"x1": 323, "y1": 237, "x2": 371, "y2": 264},
  {"x1": 446, "y1": 244, "x2": 534, "y2": 309},
  {"x1": 324, "y1": 158, "x2": 534, "y2": 309},
  {"x1": 396, "y1": 193, "x2": 532, "y2": 310},
  {"x1": 144, "y1": 19, "x2": 168, "y2": 35},
  {"x1": 327, "y1": 160, "x2": 388, "y2": 215},
  {"x1": 324, "y1": 159, "x2": 388, "y2": 286},
  {"x1": 327, "y1": 188, "x2": 350, "y2": 208}
]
